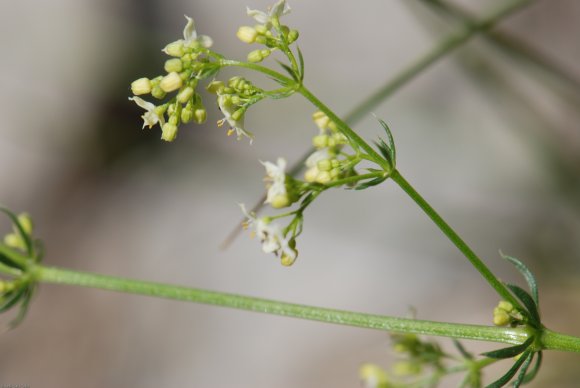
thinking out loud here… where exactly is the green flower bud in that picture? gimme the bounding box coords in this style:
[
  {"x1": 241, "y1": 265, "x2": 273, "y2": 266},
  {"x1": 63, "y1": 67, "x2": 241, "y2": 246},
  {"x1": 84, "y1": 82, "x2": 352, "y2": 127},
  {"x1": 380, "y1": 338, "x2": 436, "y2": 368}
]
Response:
[
  {"x1": 231, "y1": 109, "x2": 245, "y2": 122},
  {"x1": 237, "y1": 26, "x2": 258, "y2": 44},
  {"x1": 4, "y1": 233, "x2": 23, "y2": 250},
  {"x1": 177, "y1": 86, "x2": 194, "y2": 104},
  {"x1": 493, "y1": 307, "x2": 511, "y2": 326},
  {"x1": 161, "y1": 122, "x2": 178, "y2": 142},
  {"x1": 247, "y1": 49, "x2": 271, "y2": 63},
  {"x1": 163, "y1": 41, "x2": 185, "y2": 57},
  {"x1": 206, "y1": 80, "x2": 225, "y2": 94},
  {"x1": 287, "y1": 29, "x2": 299, "y2": 43},
  {"x1": 181, "y1": 106, "x2": 194, "y2": 124},
  {"x1": 312, "y1": 135, "x2": 328, "y2": 149},
  {"x1": 151, "y1": 85, "x2": 167, "y2": 99},
  {"x1": 498, "y1": 301, "x2": 514, "y2": 313},
  {"x1": 160, "y1": 72, "x2": 183, "y2": 93},
  {"x1": 330, "y1": 168, "x2": 341, "y2": 179},
  {"x1": 194, "y1": 108, "x2": 207, "y2": 124},
  {"x1": 131, "y1": 77, "x2": 152, "y2": 95},
  {"x1": 164, "y1": 58, "x2": 183, "y2": 73},
  {"x1": 255, "y1": 24, "x2": 268, "y2": 34},
  {"x1": 393, "y1": 361, "x2": 421, "y2": 376},
  {"x1": 317, "y1": 159, "x2": 332, "y2": 172},
  {"x1": 270, "y1": 194, "x2": 290, "y2": 209}
]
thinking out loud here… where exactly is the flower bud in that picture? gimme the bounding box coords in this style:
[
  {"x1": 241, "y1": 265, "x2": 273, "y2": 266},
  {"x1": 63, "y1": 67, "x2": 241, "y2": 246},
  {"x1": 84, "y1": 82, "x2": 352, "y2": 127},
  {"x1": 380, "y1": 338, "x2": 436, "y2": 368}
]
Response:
[
  {"x1": 247, "y1": 49, "x2": 271, "y2": 63},
  {"x1": 163, "y1": 41, "x2": 185, "y2": 57},
  {"x1": 160, "y1": 72, "x2": 183, "y2": 92},
  {"x1": 316, "y1": 171, "x2": 331, "y2": 184},
  {"x1": 164, "y1": 58, "x2": 183, "y2": 73},
  {"x1": 287, "y1": 29, "x2": 299, "y2": 43},
  {"x1": 206, "y1": 80, "x2": 225, "y2": 94},
  {"x1": 493, "y1": 307, "x2": 511, "y2": 326},
  {"x1": 498, "y1": 301, "x2": 514, "y2": 313},
  {"x1": 312, "y1": 135, "x2": 328, "y2": 149},
  {"x1": 237, "y1": 26, "x2": 258, "y2": 44},
  {"x1": 161, "y1": 122, "x2": 178, "y2": 142},
  {"x1": 312, "y1": 111, "x2": 329, "y2": 130},
  {"x1": 181, "y1": 106, "x2": 193, "y2": 124},
  {"x1": 317, "y1": 159, "x2": 332, "y2": 172},
  {"x1": 177, "y1": 86, "x2": 194, "y2": 104},
  {"x1": 131, "y1": 77, "x2": 152, "y2": 95},
  {"x1": 304, "y1": 167, "x2": 319, "y2": 183},
  {"x1": 193, "y1": 108, "x2": 207, "y2": 124},
  {"x1": 17, "y1": 213, "x2": 33, "y2": 235},
  {"x1": 151, "y1": 85, "x2": 167, "y2": 99},
  {"x1": 270, "y1": 194, "x2": 290, "y2": 209}
]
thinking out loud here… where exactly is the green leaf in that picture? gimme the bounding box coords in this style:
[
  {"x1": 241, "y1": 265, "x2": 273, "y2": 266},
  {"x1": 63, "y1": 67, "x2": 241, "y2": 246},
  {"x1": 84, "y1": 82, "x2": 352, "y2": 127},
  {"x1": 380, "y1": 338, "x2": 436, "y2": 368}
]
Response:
[
  {"x1": 297, "y1": 46, "x2": 305, "y2": 82},
  {"x1": 376, "y1": 117, "x2": 396, "y2": 164},
  {"x1": 521, "y1": 351, "x2": 542, "y2": 384},
  {"x1": 276, "y1": 61, "x2": 299, "y2": 82},
  {"x1": 485, "y1": 349, "x2": 531, "y2": 388},
  {"x1": 453, "y1": 339, "x2": 474, "y2": 360},
  {"x1": 512, "y1": 352, "x2": 534, "y2": 388},
  {"x1": 0, "y1": 286, "x2": 27, "y2": 313},
  {"x1": 482, "y1": 336, "x2": 534, "y2": 359},
  {"x1": 500, "y1": 252, "x2": 539, "y2": 306},
  {"x1": 507, "y1": 284, "x2": 541, "y2": 328},
  {"x1": 9, "y1": 286, "x2": 34, "y2": 329},
  {"x1": 0, "y1": 250, "x2": 25, "y2": 271},
  {"x1": 353, "y1": 176, "x2": 388, "y2": 190},
  {"x1": 373, "y1": 139, "x2": 394, "y2": 168}
]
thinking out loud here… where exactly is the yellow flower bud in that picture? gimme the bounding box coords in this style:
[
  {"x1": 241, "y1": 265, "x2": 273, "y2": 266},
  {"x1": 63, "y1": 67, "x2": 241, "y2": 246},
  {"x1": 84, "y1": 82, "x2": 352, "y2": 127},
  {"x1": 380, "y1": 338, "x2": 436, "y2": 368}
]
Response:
[
  {"x1": 206, "y1": 80, "x2": 225, "y2": 94},
  {"x1": 164, "y1": 58, "x2": 183, "y2": 73},
  {"x1": 247, "y1": 49, "x2": 271, "y2": 63},
  {"x1": 316, "y1": 171, "x2": 332, "y2": 184},
  {"x1": 237, "y1": 26, "x2": 258, "y2": 44},
  {"x1": 304, "y1": 167, "x2": 319, "y2": 183},
  {"x1": 194, "y1": 108, "x2": 207, "y2": 124},
  {"x1": 160, "y1": 72, "x2": 183, "y2": 93},
  {"x1": 131, "y1": 77, "x2": 152, "y2": 95},
  {"x1": 270, "y1": 194, "x2": 290, "y2": 209},
  {"x1": 498, "y1": 300, "x2": 514, "y2": 313},
  {"x1": 317, "y1": 159, "x2": 332, "y2": 172},
  {"x1": 161, "y1": 123, "x2": 178, "y2": 142},
  {"x1": 177, "y1": 86, "x2": 194, "y2": 104},
  {"x1": 163, "y1": 41, "x2": 185, "y2": 57},
  {"x1": 312, "y1": 135, "x2": 328, "y2": 149},
  {"x1": 312, "y1": 111, "x2": 330, "y2": 130},
  {"x1": 493, "y1": 307, "x2": 511, "y2": 326},
  {"x1": 287, "y1": 29, "x2": 299, "y2": 43}
]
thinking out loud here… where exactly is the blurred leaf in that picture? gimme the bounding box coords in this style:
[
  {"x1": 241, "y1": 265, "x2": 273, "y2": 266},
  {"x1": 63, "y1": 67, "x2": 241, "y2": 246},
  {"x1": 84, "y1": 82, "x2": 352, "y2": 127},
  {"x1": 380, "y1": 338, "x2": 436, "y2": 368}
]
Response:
[
  {"x1": 501, "y1": 252, "x2": 538, "y2": 306},
  {"x1": 486, "y1": 349, "x2": 531, "y2": 388}
]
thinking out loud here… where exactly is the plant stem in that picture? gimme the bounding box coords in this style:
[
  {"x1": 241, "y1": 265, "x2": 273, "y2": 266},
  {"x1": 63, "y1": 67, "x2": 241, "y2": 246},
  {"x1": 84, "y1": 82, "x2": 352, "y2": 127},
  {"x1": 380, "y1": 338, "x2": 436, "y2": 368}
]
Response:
[
  {"x1": 34, "y1": 264, "x2": 531, "y2": 345},
  {"x1": 390, "y1": 170, "x2": 523, "y2": 311},
  {"x1": 541, "y1": 329, "x2": 580, "y2": 353}
]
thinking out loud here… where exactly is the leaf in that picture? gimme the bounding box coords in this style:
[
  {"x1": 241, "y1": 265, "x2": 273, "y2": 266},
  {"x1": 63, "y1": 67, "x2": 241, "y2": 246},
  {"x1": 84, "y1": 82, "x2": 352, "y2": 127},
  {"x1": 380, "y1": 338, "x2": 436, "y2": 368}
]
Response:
[
  {"x1": 500, "y1": 252, "x2": 539, "y2": 307},
  {"x1": 0, "y1": 250, "x2": 25, "y2": 271},
  {"x1": 512, "y1": 351, "x2": 534, "y2": 388},
  {"x1": 453, "y1": 339, "x2": 473, "y2": 360},
  {"x1": 373, "y1": 139, "x2": 394, "y2": 168},
  {"x1": 276, "y1": 61, "x2": 299, "y2": 82},
  {"x1": 521, "y1": 351, "x2": 542, "y2": 384},
  {"x1": 376, "y1": 117, "x2": 396, "y2": 164},
  {"x1": 482, "y1": 336, "x2": 534, "y2": 359},
  {"x1": 0, "y1": 286, "x2": 27, "y2": 313},
  {"x1": 354, "y1": 176, "x2": 388, "y2": 190},
  {"x1": 297, "y1": 46, "x2": 305, "y2": 82},
  {"x1": 485, "y1": 349, "x2": 531, "y2": 388},
  {"x1": 507, "y1": 284, "x2": 541, "y2": 328},
  {"x1": 9, "y1": 286, "x2": 34, "y2": 329}
]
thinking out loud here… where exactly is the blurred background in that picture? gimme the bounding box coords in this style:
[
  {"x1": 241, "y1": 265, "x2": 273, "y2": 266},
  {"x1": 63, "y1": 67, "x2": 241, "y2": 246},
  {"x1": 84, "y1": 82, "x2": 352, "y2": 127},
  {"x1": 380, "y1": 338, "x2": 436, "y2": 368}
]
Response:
[{"x1": 0, "y1": 0, "x2": 579, "y2": 386}]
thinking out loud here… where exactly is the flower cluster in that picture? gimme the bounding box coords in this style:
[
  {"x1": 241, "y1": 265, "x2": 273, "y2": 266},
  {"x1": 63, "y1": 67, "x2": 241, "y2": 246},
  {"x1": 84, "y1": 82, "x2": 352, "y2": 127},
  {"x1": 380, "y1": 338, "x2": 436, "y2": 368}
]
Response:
[
  {"x1": 129, "y1": 16, "x2": 217, "y2": 141},
  {"x1": 492, "y1": 300, "x2": 524, "y2": 327},
  {"x1": 236, "y1": 0, "x2": 299, "y2": 63},
  {"x1": 304, "y1": 111, "x2": 352, "y2": 184},
  {"x1": 206, "y1": 76, "x2": 265, "y2": 142}
]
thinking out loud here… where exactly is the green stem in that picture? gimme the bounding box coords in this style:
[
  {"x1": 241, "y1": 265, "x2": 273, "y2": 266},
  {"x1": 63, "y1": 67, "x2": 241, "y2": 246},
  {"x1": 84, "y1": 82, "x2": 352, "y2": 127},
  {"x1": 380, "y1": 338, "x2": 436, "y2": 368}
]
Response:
[
  {"x1": 298, "y1": 85, "x2": 389, "y2": 170},
  {"x1": 33, "y1": 264, "x2": 531, "y2": 345},
  {"x1": 390, "y1": 170, "x2": 523, "y2": 311},
  {"x1": 541, "y1": 329, "x2": 580, "y2": 353},
  {"x1": 324, "y1": 171, "x2": 385, "y2": 188}
]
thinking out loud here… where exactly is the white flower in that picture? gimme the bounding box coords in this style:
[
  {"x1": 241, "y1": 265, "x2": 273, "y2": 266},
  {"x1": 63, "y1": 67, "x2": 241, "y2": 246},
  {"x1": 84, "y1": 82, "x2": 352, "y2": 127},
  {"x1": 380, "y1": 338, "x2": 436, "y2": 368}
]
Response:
[
  {"x1": 163, "y1": 15, "x2": 213, "y2": 56},
  {"x1": 261, "y1": 158, "x2": 289, "y2": 208},
  {"x1": 247, "y1": 0, "x2": 291, "y2": 30},
  {"x1": 240, "y1": 204, "x2": 294, "y2": 257},
  {"x1": 129, "y1": 96, "x2": 165, "y2": 129},
  {"x1": 217, "y1": 94, "x2": 254, "y2": 142}
]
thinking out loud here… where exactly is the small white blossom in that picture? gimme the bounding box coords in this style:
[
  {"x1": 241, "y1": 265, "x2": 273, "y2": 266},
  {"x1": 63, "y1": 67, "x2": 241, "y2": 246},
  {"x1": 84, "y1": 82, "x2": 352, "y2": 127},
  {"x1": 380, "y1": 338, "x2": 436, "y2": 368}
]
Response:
[
  {"x1": 261, "y1": 158, "x2": 289, "y2": 208},
  {"x1": 129, "y1": 96, "x2": 165, "y2": 129},
  {"x1": 247, "y1": 0, "x2": 291, "y2": 30},
  {"x1": 239, "y1": 204, "x2": 295, "y2": 261},
  {"x1": 163, "y1": 15, "x2": 213, "y2": 56},
  {"x1": 217, "y1": 94, "x2": 254, "y2": 142}
]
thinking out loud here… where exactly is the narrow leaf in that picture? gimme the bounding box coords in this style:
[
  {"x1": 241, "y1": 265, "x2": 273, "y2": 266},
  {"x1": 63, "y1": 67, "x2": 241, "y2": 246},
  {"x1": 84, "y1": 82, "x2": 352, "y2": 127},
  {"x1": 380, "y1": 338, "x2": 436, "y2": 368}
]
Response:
[
  {"x1": 507, "y1": 284, "x2": 541, "y2": 328},
  {"x1": 453, "y1": 339, "x2": 473, "y2": 360},
  {"x1": 500, "y1": 252, "x2": 539, "y2": 306},
  {"x1": 276, "y1": 61, "x2": 298, "y2": 82},
  {"x1": 354, "y1": 176, "x2": 387, "y2": 190},
  {"x1": 482, "y1": 336, "x2": 534, "y2": 359},
  {"x1": 373, "y1": 139, "x2": 393, "y2": 167},
  {"x1": 485, "y1": 350, "x2": 531, "y2": 388},
  {"x1": 375, "y1": 117, "x2": 396, "y2": 165},
  {"x1": 297, "y1": 46, "x2": 305, "y2": 82},
  {"x1": 512, "y1": 352, "x2": 534, "y2": 388},
  {"x1": 521, "y1": 351, "x2": 542, "y2": 384},
  {"x1": 0, "y1": 286, "x2": 27, "y2": 313},
  {"x1": 9, "y1": 286, "x2": 34, "y2": 329}
]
